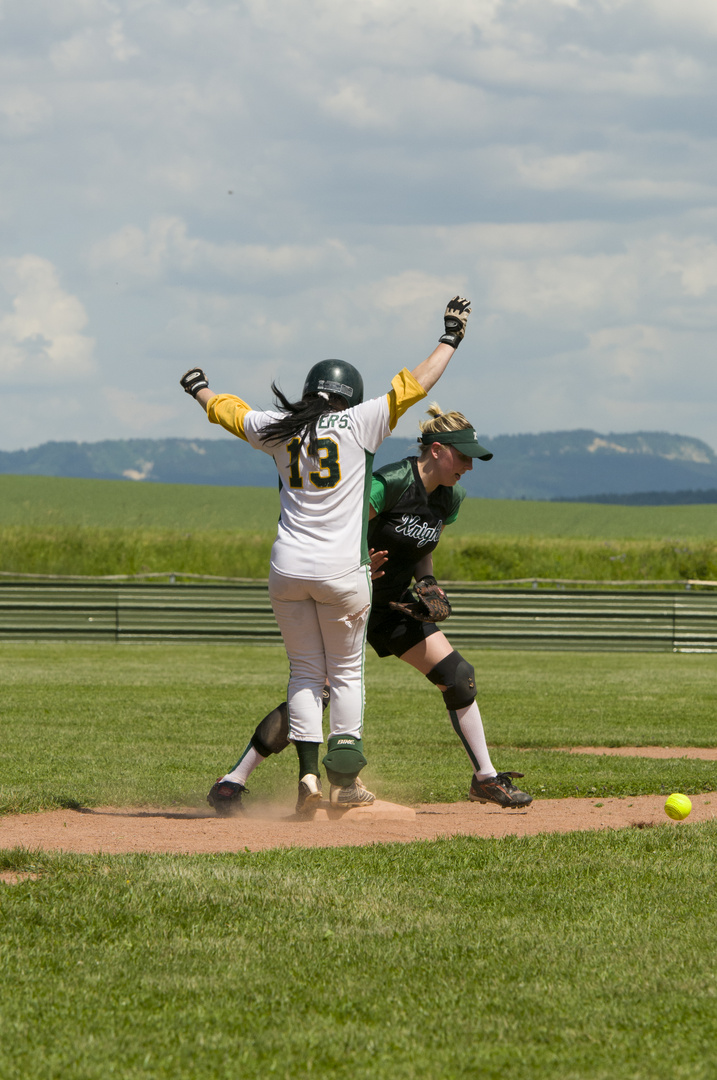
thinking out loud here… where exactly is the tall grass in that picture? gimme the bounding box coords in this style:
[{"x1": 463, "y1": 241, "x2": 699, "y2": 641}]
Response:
[
  {"x1": 433, "y1": 535, "x2": 717, "y2": 583},
  {"x1": 2, "y1": 525, "x2": 715, "y2": 583},
  {"x1": 1, "y1": 475, "x2": 715, "y2": 582},
  {"x1": 2, "y1": 474, "x2": 717, "y2": 539},
  {"x1": 0, "y1": 526, "x2": 273, "y2": 579}
]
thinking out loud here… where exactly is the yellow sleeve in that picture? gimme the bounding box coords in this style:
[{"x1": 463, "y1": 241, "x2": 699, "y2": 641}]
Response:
[
  {"x1": 386, "y1": 368, "x2": 427, "y2": 430},
  {"x1": 206, "y1": 394, "x2": 253, "y2": 441}
]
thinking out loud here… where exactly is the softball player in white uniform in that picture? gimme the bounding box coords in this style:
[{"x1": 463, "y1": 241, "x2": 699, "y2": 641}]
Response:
[{"x1": 181, "y1": 296, "x2": 470, "y2": 812}]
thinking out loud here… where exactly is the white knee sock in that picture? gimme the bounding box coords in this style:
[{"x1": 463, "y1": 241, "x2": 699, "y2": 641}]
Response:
[
  {"x1": 449, "y1": 702, "x2": 496, "y2": 780},
  {"x1": 222, "y1": 744, "x2": 266, "y2": 787}
]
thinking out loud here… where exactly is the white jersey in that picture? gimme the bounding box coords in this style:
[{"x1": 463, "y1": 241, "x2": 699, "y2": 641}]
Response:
[{"x1": 206, "y1": 368, "x2": 426, "y2": 580}]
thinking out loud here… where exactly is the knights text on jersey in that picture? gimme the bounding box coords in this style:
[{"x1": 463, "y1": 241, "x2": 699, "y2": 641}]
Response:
[
  {"x1": 368, "y1": 456, "x2": 465, "y2": 607},
  {"x1": 205, "y1": 369, "x2": 426, "y2": 580}
]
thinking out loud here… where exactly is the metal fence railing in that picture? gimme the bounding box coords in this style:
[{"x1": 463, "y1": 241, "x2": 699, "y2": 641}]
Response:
[{"x1": 1, "y1": 581, "x2": 716, "y2": 652}]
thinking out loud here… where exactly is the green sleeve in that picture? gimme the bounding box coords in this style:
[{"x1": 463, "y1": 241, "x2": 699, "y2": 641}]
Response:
[
  {"x1": 369, "y1": 474, "x2": 388, "y2": 513},
  {"x1": 444, "y1": 484, "x2": 466, "y2": 526},
  {"x1": 369, "y1": 458, "x2": 414, "y2": 514}
]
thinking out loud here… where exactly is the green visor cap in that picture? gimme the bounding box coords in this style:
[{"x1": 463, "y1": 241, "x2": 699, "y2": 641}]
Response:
[{"x1": 419, "y1": 428, "x2": 493, "y2": 460}]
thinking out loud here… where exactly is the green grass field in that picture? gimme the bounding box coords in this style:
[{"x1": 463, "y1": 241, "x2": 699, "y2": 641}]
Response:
[
  {"x1": 3, "y1": 828, "x2": 717, "y2": 1080},
  {"x1": 2, "y1": 643, "x2": 716, "y2": 813},
  {"x1": 1, "y1": 642, "x2": 717, "y2": 1079},
  {"x1": 1, "y1": 472, "x2": 717, "y2": 1079},
  {"x1": 2, "y1": 472, "x2": 716, "y2": 538},
  {"x1": 1, "y1": 475, "x2": 716, "y2": 582}
]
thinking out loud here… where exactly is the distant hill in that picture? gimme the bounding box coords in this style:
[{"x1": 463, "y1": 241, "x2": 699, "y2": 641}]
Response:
[
  {"x1": 556, "y1": 489, "x2": 717, "y2": 506},
  {"x1": 467, "y1": 430, "x2": 717, "y2": 501},
  {"x1": 0, "y1": 437, "x2": 278, "y2": 489},
  {"x1": 2, "y1": 429, "x2": 717, "y2": 502}
]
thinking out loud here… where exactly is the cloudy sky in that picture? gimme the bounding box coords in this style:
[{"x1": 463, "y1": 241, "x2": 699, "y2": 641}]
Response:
[{"x1": 2, "y1": 0, "x2": 717, "y2": 453}]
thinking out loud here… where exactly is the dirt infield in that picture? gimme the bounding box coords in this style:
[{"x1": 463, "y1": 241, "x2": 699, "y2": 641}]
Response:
[
  {"x1": 1, "y1": 748, "x2": 715, "y2": 858},
  {"x1": 1, "y1": 793, "x2": 715, "y2": 855}
]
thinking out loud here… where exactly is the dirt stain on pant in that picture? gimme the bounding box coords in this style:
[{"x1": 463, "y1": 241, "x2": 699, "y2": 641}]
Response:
[{"x1": 339, "y1": 603, "x2": 370, "y2": 628}]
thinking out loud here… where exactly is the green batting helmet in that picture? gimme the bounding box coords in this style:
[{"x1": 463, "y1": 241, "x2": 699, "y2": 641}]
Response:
[{"x1": 303, "y1": 359, "x2": 364, "y2": 406}]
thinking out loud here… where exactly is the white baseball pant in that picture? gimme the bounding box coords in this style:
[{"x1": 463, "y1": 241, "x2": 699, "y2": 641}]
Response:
[{"x1": 268, "y1": 564, "x2": 372, "y2": 743}]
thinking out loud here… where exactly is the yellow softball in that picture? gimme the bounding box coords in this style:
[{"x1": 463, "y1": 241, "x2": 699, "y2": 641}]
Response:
[{"x1": 664, "y1": 793, "x2": 692, "y2": 821}]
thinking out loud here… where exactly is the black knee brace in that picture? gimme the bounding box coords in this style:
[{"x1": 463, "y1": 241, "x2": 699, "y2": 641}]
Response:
[
  {"x1": 251, "y1": 702, "x2": 290, "y2": 757},
  {"x1": 250, "y1": 688, "x2": 330, "y2": 757},
  {"x1": 426, "y1": 651, "x2": 476, "y2": 710}
]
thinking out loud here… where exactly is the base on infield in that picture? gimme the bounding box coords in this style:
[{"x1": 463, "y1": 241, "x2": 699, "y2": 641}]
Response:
[{"x1": 309, "y1": 798, "x2": 416, "y2": 822}]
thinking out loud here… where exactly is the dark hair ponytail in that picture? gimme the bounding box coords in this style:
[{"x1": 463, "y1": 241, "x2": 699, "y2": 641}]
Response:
[{"x1": 262, "y1": 382, "x2": 346, "y2": 456}]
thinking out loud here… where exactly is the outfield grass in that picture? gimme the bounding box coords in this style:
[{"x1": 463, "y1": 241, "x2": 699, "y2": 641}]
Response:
[
  {"x1": 0, "y1": 524, "x2": 274, "y2": 579},
  {"x1": 0, "y1": 475, "x2": 282, "y2": 533},
  {"x1": 1, "y1": 472, "x2": 716, "y2": 539},
  {"x1": 1, "y1": 644, "x2": 715, "y2": 815},
  {"x1": 2, "y1": 475, "x2": 716, "y2": 583},
  {"x1": 2, "y1": 643, "x2": 716, "y2": 1079},
  {"x1": 433, "y1": 534, "x2": 717, "y2": 583},
  {"x1": 453, "y1": 496, "x2": 717, "y2": 541},
  {"x1": 1, "y1": 829, "x2": 717, "y2": 1080},
  {"x1": 3, "y1": 525, "x2": 716, "y2": 583}
]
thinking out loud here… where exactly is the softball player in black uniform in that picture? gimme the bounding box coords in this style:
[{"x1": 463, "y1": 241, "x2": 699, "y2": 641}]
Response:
[
  {"x1": 207, "y1": 403, "x2": 531, "y2": 814},
  {"x1": 366, "y1": 404, "x2": 531, "y2": 808}
]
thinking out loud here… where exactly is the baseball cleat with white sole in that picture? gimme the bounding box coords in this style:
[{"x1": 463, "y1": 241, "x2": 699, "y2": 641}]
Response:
[
  {"x1": 329, "y1": 776, "x2": 376, "y2": 808},
  {"x1": 296, "y1": 773, "x2": 323, "y2": 814}
]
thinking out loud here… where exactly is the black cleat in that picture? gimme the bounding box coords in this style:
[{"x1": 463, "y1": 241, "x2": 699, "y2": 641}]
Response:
[
  {"x1": 207, "y1": 779, "x2": 246, "y2": 816},
  {"x1": 469, "y1": 772, "x2": 532, "y2": 809}
]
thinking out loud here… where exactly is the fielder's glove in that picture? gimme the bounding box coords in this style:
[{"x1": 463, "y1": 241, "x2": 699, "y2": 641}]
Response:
[
  {"x1": 439, "y1": 296, "x2": 471, "y2": 348},
  {"x1": 180, "y1": 367, "x2": 209, "y2": 398},
  {"x1": 389, "y1": 575, "x2": 452, "y2": 623}
]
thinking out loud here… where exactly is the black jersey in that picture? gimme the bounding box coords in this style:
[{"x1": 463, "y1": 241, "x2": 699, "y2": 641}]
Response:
[{"x1": 367, "y1": 456, "x2": 465, "y2": 610}]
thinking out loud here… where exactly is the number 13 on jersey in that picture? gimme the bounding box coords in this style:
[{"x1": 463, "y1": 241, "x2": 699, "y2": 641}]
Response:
[{"x1": 287, "y1": 437, "x2": 342, "y2": 489}]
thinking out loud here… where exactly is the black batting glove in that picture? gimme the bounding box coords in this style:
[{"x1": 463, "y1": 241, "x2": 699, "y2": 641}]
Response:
[
  {"x1": 439, "y1": 296, "x2": 471, "y2": 348},
  {"x1": 180, "y1": 368, "x2": 209, "y2": 398}
]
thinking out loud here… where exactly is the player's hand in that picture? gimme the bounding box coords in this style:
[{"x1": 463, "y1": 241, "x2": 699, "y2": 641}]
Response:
[
  {"x1": 369, "y1": 548, "x2": 388, "y2": 581},
  {"x1": 439, "y1": 296, "x2": 471, "y2": 348},
  {"x1": 389, "y1": 577, "x2": 451, "y2": 623},
  {"x1": 180, "y1": 368, "x2": 209, "y2": 398}
]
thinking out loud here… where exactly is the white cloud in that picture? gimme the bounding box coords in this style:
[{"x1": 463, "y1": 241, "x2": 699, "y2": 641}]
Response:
[
  {"x1": 49, "y1": 17, "x2": 140, "y2": 75},
  {"x1": 0, "y1": 256, "x2": 96, "y2": 382},
  {"x1": 483, "y1": 230, "x2": 717, "y2": 330},
  {"x1": 3, "y1": 0, "x2": 717, "y2": 455},
  {"x1": 510, "y1": 149, "x2": 606, "y2": 191},
  {"x1": 324, "y1": 83, "x2": 388, "y2": 130},
  {"x1": 487, "y1": 251, "x2": 639, "y2": 319},
  {"x1": 589, "y1": 323, "x2": 668, "y2": 385},
  {"x1": 0, "y1": 87, "x2": 52, "y2": 136},
  {"x1": 643, "y1": 0, "x2": 717, "y2": 37},
  {"x1": 89, "y1": 217, "x2": 355, "y2": 284},
  {"x1": 101, "y1": 387, "x2": 179, "y2": 432}
]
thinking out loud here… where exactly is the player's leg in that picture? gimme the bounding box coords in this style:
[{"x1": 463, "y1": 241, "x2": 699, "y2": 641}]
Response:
[
  {"x1": 207, "y1": 701, "x2": 288, "y2": 815},
  {"x1": 207, "y1": 691, "x2": 331, "y2": 816},
  {"x1": 269, "y1": 569, "x2": 328, "y2": 812},
  {"x1": 314, "y1": 565, "x2": 375, "y2": 807},
  {"x1": 398, "y1": 631, "x2": 496, "y2": 777},
  {"x1": 395, "y1": 628, "x2": 532, "y2": 809}
]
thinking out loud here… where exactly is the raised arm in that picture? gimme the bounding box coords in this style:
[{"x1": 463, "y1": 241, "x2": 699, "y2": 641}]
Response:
[
  {"x1": 410, "y1": 296, "x2": 471, "y2": 392},
  {"x1": 180, "y1": 368, "x2": 214, "y2": 412}
]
